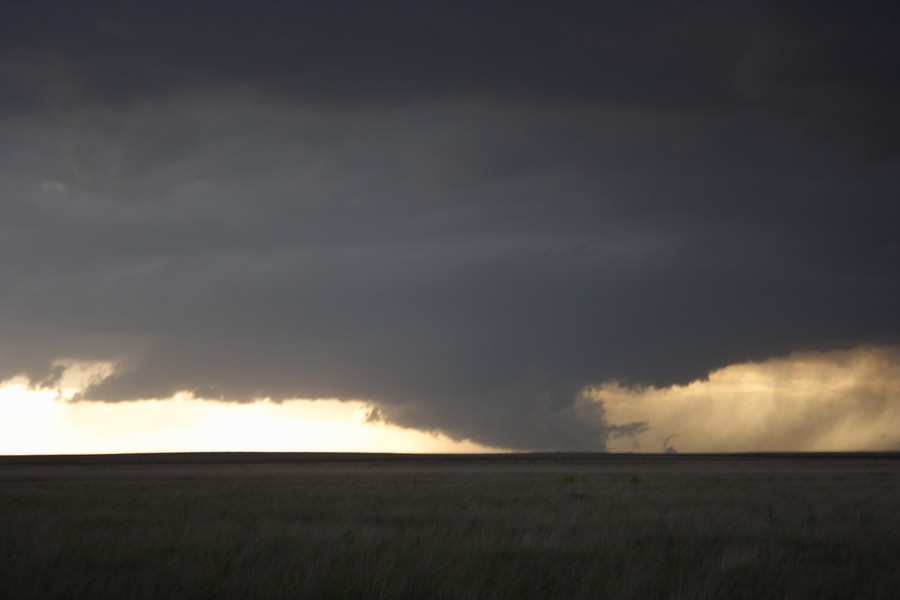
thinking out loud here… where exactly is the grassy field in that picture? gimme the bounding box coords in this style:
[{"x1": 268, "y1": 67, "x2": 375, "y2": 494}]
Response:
[{"x1": 1, "y1": 452, "x2": 898, "y2": 599}]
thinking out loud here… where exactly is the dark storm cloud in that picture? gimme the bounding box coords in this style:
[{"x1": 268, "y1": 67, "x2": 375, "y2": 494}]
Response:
[
  {"x1": 4, "y1": 2, "x2": 898, "y2": 119},
  {"x1": 2, "y1": 0, "x2": 740, "y2": 108},
  {"x1": 1, "y1": 1, "x2": 898, "y2": 449}
]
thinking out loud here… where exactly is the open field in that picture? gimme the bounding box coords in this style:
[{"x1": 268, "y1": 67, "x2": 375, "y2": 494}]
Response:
[{"x1": 1, "y1": 453, "x2": 898, "y2": 599}]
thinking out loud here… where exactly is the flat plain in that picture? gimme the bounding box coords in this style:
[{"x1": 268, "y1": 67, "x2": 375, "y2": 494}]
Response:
[{"x1": 1, "y1": 452, "x2": 898, "y2": 599}]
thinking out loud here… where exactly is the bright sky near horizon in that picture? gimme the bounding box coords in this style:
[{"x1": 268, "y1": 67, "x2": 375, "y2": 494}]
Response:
[
  {"x1": 0, "y1": 382, "x2": 497, "y2": 455},
  {"x1": 2, "y1": 345, "x2": 896, "y2": 455}
]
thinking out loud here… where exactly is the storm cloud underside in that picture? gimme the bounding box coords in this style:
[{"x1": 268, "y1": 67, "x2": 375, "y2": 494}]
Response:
[{"x1": 1, "y1": 1, "x2": 898, "y2": 449}]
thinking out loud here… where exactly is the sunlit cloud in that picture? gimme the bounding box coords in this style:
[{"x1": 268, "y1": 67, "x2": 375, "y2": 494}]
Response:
[{"x1": 593, "y1": 346, "x2": 900, "y2": 453}]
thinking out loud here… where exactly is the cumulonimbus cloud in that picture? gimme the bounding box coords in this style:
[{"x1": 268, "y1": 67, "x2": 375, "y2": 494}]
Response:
[{"x1": 0, "y1": 1, "x2": 898, "y2": 450}]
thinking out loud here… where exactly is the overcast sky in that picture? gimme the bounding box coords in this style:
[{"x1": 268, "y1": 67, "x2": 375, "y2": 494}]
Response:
[{"x1": 1, "y1": 1, "x2": 898, "y2": 451}]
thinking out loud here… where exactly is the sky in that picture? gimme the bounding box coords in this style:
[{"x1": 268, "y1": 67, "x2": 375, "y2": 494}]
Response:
[{"x1": 0, "y1": 0, "x2": 898, "y2": 454}]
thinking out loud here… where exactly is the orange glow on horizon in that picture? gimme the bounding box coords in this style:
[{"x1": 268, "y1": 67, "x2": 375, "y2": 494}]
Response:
[
  {"x1": 1, "y1": 345, "x2": 898, "y2": 455},
  {"x1": 0, "y1": 380, "x2": 498, "y2": 455}
]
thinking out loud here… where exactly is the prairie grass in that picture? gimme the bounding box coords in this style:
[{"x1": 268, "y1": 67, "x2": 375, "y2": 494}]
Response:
[{"x1": 0, "y1": 453, "x2": 898, "y2": 599}]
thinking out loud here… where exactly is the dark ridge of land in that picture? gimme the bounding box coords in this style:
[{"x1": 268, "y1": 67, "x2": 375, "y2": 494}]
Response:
[
  {"x1": 1, "y1": 450, "x2": 898, "y2": 466},
  {"x1": 2, "y1": 451, "x2": 897, "y2": 484}
]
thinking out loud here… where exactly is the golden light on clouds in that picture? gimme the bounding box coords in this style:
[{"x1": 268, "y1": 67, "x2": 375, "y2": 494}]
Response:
[
  {"x1": 2, "y1": 346, "x2": 898, "y2": 455},
  {"x1": 0, "y1": 377, "x2": 497, "y2": 455},
  {"x1": 594, "y1": 346, "x2": 900, "y2": 453}
]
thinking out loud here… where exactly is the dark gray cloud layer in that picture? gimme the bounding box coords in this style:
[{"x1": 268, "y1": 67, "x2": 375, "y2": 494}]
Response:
[{"x1": 1, "y1": 1, "x2": 898, "y2": 449}]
